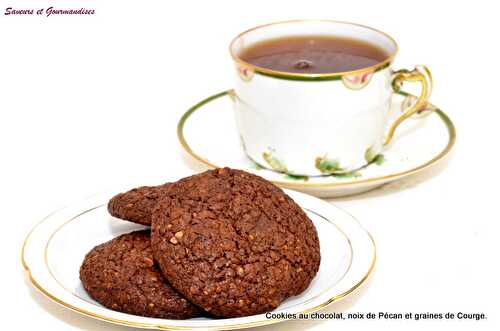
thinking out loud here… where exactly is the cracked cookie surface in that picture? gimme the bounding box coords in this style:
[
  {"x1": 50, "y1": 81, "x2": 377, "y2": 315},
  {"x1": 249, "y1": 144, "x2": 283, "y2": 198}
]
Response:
[
  {"x1": 108, "y1": 184, "x2": 171, "y2": 225},
  {"x1": 151, "y1": 168, "x2": 321, "y2": 317},
  {"x1": 80, "y1": 230, "x2": 200, "y2": 319}
]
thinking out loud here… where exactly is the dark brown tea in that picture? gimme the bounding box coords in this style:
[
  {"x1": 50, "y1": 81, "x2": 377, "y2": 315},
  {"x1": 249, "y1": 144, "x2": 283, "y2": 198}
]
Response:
[{"x1": 239, "y1": 35, "x2": 388, "y2": 74}]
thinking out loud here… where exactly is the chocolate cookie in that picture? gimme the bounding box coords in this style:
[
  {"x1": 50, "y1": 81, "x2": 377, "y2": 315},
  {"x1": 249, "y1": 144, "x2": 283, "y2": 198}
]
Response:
[
  {"x1": 151, "y1": 168, "x2": 321, "y2": 317},
  {"x1": 108, "y1": 184, "x2": 171, "y2": 225},
  {"x1": 80, "y1": 230, "x2": 200, "y2": 319}
]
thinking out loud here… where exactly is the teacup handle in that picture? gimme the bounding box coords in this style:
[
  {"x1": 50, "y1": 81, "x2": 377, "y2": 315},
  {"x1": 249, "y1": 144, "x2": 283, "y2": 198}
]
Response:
[{"x1": 384, "y1": 65, "x2": 433, "y2": 145}]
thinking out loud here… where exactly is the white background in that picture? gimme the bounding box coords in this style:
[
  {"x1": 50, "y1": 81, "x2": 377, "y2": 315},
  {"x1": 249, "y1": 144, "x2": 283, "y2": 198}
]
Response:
[{"x1": 1, "y1": 0, "x2": 499, "y2": 330}]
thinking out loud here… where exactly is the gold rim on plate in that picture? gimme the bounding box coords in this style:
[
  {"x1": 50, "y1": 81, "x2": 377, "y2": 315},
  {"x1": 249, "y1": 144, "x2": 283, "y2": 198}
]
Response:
[
  {"x1": 177, "y1": 91, "x2": 456, "y2": 188},
  {"x1": 21, "y1": 198, "x2": 376, "y2": 330}
]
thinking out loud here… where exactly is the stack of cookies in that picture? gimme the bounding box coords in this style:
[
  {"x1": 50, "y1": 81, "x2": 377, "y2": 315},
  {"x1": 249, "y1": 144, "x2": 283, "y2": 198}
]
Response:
[{"x1": 80, "y1": 168, "x2": 321, "y2": 319}]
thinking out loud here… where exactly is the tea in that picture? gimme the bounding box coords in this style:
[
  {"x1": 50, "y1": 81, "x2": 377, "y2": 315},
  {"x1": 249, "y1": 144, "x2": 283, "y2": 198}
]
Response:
[{"x1": 239, "y1": 35, "x2": 388, "y2": 74}]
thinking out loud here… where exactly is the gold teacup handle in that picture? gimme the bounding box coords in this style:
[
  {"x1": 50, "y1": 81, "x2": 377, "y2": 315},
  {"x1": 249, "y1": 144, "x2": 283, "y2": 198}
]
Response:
[{"x1": 384, "y1": 65, "x2": 433, "y2": 145}]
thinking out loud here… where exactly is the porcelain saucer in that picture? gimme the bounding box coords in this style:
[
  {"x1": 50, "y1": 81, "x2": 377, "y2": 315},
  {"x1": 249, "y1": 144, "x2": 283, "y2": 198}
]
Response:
[{"x1": 178, "y1": 91, "x2": 456, "y2": 198}]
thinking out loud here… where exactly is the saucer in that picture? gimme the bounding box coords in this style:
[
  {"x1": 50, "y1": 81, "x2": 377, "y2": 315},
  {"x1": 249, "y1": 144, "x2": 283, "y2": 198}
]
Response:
[{"x1": 178, "y1": 91, "x2": 456, "y2": 198}]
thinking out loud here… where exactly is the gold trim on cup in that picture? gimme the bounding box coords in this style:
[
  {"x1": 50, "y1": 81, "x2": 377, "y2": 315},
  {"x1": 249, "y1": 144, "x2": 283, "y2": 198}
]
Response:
[
  {"x1": 229, "y1": 19, "x2": 399, "y2": 81},
  {"x1": 385, "y1": 66, "x2": 433, "y2": 145}
]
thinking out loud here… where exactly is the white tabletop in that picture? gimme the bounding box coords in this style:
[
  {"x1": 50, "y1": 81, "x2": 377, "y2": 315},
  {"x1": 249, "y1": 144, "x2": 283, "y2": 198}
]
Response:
[{"x1": 1, "y1": 1, "x2": 498, "y2": 330}]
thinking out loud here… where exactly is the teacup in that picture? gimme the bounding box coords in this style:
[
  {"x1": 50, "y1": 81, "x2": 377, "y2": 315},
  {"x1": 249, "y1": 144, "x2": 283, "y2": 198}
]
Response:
[{"x1": 229, "y1": 20, "x2": 432, "y2": 176}]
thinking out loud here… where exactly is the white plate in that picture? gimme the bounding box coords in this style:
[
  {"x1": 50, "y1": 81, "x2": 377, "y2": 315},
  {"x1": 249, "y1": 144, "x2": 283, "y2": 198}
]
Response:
[
  {"x1": 178, "y1": 91, "x2": 456, "y2": 198},
  {"x1": 22, "y1": 190, "x2": 375, "y2": 330}
]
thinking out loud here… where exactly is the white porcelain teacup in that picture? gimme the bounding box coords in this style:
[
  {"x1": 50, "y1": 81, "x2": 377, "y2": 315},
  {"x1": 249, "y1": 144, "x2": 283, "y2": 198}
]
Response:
[{"x1": 230, "y1": 20, "x2": 432, "y2": 176}]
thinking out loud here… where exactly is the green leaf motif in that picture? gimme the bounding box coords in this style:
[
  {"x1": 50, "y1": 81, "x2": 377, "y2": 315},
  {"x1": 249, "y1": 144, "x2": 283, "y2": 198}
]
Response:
[
  {"x1": 284, "y1": 174, "x2": 309, "y2": 181},
  {"x1": 334, "y1": 171, "x2": 362, "y2": 179},
  {"x1": 365, "y1": 146, "x2": 385, "y2": 166},
  {"x1": 262, "y1": 151, "x2": 288, "y2": 172},
  {"x1": 315, "y1": 156, "x2": 344, "y2": 174},
  {"x1": 374, "y1": 154, "x2": 385, "y2": 166}
]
